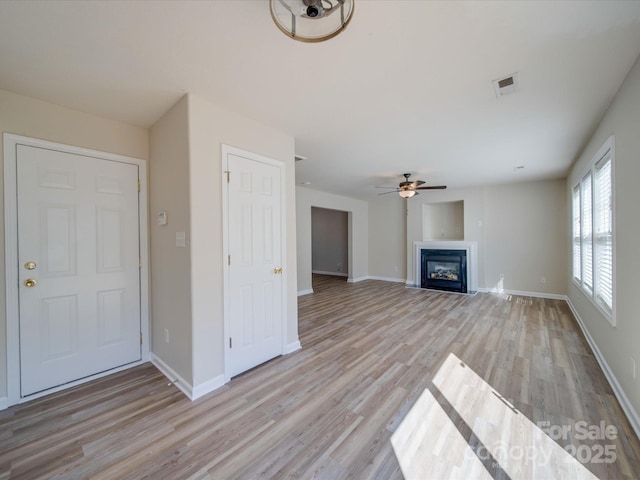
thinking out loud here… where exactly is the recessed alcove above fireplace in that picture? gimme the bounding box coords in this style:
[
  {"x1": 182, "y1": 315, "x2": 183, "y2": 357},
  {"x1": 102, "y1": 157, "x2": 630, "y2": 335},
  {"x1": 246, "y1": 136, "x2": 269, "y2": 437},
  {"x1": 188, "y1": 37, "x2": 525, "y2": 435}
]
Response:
[{"x1": 414, "y1": 241, "x2": 478, "y2": 294}]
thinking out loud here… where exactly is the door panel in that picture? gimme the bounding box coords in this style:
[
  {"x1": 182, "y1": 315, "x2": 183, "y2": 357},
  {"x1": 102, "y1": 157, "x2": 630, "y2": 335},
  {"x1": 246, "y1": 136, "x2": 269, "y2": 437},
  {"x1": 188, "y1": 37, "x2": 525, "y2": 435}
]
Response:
[
  {"x1": 17, "y1": 145, "x2": 141, "y2": 396},
  {"x1": 227, "y1": 153, "x2": 283, "y2": 377}
]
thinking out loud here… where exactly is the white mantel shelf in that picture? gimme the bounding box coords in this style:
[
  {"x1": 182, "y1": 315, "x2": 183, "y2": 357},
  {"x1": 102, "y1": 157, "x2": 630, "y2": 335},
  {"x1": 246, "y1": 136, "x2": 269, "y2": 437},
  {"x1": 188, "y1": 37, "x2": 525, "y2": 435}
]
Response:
[{"x1": 413, "y1": 240, "x2": 478, "y2": 293}]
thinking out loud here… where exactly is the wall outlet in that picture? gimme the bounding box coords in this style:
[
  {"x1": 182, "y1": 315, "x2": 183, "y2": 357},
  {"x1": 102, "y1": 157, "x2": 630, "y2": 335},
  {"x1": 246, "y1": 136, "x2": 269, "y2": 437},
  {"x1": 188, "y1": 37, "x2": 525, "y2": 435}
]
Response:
[
  {"x1": 164, "y1": 328, "x2": 170, "y2": 344},
  {"x1": 540, "y1": 276, "x2": 547, "y2": 284},
  {"x1": 632, "y1": 357, "x2": 636, "y2": 380}
]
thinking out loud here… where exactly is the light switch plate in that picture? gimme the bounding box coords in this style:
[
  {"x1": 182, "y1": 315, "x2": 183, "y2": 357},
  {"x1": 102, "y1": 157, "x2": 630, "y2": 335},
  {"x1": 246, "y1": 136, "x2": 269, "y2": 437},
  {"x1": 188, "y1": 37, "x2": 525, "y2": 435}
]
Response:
[{"x1": 176, "y1": 232, "x2": 186, "y2": 247}]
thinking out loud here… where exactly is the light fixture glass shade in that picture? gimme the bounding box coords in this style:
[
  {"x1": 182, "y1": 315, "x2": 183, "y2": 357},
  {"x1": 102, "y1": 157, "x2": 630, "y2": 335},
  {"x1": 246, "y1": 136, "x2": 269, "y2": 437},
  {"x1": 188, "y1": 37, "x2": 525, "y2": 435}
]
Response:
[
  {"x1": 270, "y1": 0, "x2": 354, "y2": 43},
  {"x1": 399, "y1": 190, "x2": 416, "y2": 198}
]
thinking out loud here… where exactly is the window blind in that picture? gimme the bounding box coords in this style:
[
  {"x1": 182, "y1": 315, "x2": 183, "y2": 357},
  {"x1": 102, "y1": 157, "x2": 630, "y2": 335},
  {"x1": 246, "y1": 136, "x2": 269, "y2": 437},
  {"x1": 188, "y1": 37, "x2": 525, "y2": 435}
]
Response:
[
  {"x1": 581, "y1": 172, "x2": 593, "y2": 293},
  {"x1": 572, "y1": 186, "x2": 581, "y2": 282},
  {"x1": 595, "y1": 155, "x2": 613, "y2": 311}
]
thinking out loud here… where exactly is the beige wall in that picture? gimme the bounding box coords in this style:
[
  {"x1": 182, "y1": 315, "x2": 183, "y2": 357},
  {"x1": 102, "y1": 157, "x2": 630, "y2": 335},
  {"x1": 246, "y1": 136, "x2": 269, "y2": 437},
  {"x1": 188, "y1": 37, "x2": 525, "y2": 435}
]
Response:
[
  {"x1": 424, "y1": 201, "x2": 464, "y2": 241},
  {"x1": 368, "y1": 195, "x2": 406, "y2": 281},
  {"x1": 406, "y1": 187, "x2": 486, "y2": 286},
  {"x1": 484, "y1": 179, "x2": 567, "y2": 295},
  {"x1": 405, "y1": 181, "x2": 566, "y2": 295},
  {"x1": 567, "y1": 55, "x2": 640, "y2": 420},
  {"x1": 187, "y1": 94, "x2": 297, "y2": 388},
  {"x1": 311, "y1": 207, "x2": 348, "y2": 275},
  {"x1": 149, "y1": 95, "x2": 193, "y2": 382},
  {"x1": 150, "y1": 94, "x2": 298, "y2": 392},
  {"x1": 296, "y1": 187, "x2": 368, "y2": 293},
  {"x1": 0, "y1": 89, "x2": 148, "y2": 401}
]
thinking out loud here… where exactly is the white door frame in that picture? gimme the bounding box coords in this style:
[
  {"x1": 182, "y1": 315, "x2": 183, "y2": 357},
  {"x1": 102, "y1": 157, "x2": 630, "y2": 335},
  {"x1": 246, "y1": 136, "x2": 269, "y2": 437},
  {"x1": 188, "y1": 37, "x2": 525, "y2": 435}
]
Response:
[
  {"x1": 221, "y1": 144, "x2": 288, "y2": 382},
  {"x1": 3, "y1": 133, "x2": 150, "y2": 407}
]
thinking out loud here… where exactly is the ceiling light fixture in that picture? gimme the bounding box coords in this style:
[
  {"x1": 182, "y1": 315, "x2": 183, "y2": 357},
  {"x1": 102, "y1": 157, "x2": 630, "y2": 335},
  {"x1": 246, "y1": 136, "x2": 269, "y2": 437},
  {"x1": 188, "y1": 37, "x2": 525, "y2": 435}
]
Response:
[
  {"x1": 270, "y1": 0, "x2": 354, "y2": 43},
  {"x1": 398, "y1": 189, "x2": 416, "y2": 199}
]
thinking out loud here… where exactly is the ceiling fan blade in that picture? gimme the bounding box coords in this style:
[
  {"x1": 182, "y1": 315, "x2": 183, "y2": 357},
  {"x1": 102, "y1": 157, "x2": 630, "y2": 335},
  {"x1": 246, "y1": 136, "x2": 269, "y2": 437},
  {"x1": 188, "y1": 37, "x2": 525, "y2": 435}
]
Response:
[
  {"x1": 375, "y1": 186, "x2": 398, "y2": 189},
  {"x1": 378, "y1": 190, "x2": 400, "y2": 195},
  {"x1": 415, "y1": 185, "x2": 447, "y2": 190},
  {"x1": 411, "y1": 180, "x2": 426, "y2": 187}
]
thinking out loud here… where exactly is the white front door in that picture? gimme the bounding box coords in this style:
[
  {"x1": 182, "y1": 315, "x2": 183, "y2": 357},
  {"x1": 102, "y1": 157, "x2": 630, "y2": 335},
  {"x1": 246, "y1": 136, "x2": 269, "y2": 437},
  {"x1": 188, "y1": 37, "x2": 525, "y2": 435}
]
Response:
[
  {"x1": 225, "y1": 150, "x2": 284, "y2": 378},
  {"x1": 17, "y1": 144, "x2": 141, "y2": 397}
]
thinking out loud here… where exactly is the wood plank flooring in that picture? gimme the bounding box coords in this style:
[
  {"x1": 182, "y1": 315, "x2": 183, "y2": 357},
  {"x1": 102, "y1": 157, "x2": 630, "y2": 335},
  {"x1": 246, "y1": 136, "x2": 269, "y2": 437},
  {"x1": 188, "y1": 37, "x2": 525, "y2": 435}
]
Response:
[{"x1": 1, "y1": 275, "x2": 639, "y2": 479}]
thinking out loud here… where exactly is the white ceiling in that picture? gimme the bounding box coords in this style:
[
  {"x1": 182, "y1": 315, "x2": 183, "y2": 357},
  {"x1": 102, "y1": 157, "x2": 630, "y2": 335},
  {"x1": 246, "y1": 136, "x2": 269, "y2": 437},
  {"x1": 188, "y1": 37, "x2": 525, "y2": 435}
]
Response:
[{"x1": 1, "y1": 1, "x2": 640, "y2": 199}]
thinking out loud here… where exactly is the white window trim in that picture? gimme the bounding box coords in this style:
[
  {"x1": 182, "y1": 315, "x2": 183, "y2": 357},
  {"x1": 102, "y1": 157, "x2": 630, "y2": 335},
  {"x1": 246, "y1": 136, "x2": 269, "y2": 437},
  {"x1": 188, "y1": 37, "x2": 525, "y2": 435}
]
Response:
[{"x1": 571, "y1": 135, "x2": 615, "y2": 326}]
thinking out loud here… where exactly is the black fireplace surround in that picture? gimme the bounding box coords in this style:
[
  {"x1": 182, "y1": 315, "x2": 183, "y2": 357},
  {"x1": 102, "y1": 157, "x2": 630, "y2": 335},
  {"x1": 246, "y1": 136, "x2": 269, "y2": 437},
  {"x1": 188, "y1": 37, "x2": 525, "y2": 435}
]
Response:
[{"x1": 421, "y1": 249, "x2": 467, "y2": 293}]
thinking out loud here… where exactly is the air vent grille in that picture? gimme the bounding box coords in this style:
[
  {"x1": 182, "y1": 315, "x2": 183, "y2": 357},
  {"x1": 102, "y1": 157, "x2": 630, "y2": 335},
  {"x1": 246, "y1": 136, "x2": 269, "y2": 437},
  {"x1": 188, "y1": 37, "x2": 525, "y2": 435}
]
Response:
[
  {"x1": 493, "y1": 73, "x2": 519, "y2": 97},
  {"x1": 498, "y1": 77, "x2": 514, "y2": 89}
]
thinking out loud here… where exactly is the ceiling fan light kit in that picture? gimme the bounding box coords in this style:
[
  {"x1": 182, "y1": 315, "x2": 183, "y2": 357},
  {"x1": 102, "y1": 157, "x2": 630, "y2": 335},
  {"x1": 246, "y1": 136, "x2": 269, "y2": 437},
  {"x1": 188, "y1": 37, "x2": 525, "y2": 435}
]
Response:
[
  {"x1": 399, "y1": 189, "x2": 416, "y2": 198},
  {"x1": 270, "y1": 0, "x2": 354, "y2": 43}
]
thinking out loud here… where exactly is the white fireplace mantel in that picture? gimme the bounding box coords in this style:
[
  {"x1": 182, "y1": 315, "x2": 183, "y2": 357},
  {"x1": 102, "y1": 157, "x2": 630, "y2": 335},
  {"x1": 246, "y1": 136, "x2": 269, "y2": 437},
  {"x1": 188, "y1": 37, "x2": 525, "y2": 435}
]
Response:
[{"x1": 414, "y1": 240, "x2": 478, "y2": 293}]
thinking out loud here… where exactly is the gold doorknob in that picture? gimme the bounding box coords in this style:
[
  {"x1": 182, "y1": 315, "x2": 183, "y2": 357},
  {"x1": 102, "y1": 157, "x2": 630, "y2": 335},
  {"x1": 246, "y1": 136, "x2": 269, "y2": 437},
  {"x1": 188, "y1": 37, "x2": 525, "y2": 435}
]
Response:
[
  {"x1": 273, "y1": 267, "x2": 283, "y2": 274},
  {"x1": 24, "y1": 279, "x2": 37, "y2": 288},
  {"x1": 24, "y1": 261, "x2": 37, "y2": 270}
]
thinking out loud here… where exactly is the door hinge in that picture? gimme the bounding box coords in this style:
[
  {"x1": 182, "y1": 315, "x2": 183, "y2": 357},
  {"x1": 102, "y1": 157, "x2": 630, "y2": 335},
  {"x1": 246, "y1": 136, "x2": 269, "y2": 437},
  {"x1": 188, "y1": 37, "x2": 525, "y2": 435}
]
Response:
[
  {"x1": 228, "y1": 255, "x2": 231, "y2": 266},
  {"x1": 139, "y1": 257, "x2": 142, "y2": 269},
  {"x1": 225, "y1": 171, "x2": 230, "y2": 183},
  {"x1": 140, "y1": 333, "x2": 143, "y2": 345},
  {"x1": 229, "y1": 337, "x2": 232, "y2": 348}
]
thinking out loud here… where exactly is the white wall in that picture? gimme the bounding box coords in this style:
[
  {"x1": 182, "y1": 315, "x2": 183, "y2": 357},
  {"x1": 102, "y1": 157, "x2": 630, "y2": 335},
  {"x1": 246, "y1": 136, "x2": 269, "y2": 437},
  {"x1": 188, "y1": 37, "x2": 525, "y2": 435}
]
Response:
[
  {"x1": 567, "y1": 55, "x2": 640, "y2": 422},
  {"x1": 0, "y1": 89, "x2": 148, "y2": 402},
  {"x1": 368, "y1": 195, "x2": 406, "y2": 281},
  {"x1": 296, "y1": 187, "x2": 368, "y2": 294},
  {"x1": 311, "y1": 207, "x2": 348, "y2": 275}
]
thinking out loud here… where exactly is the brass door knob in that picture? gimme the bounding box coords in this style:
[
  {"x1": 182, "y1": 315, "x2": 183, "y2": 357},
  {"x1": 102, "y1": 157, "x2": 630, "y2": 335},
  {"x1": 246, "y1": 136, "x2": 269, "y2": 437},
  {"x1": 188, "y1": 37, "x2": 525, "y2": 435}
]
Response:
[
  {"x1": 273, "y1": 267, "x2": 283, "y2": 274},
  {"x1": 24, "y1": 279, "x2": 37, "y2": 288},
  {"x1": 24, "y1": 261, "x2": 37, "y2": 270}
]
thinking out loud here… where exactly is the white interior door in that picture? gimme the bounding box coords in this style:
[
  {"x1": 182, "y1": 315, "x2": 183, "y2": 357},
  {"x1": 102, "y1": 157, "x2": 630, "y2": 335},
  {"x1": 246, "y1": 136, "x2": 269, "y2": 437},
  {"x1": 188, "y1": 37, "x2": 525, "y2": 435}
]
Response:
[
  {"x1": 17, "y1": 144, "x2": 141, "y2": 397},
  {"x1": 226, "y1": 151, "x2": 284, "y2": 378}
]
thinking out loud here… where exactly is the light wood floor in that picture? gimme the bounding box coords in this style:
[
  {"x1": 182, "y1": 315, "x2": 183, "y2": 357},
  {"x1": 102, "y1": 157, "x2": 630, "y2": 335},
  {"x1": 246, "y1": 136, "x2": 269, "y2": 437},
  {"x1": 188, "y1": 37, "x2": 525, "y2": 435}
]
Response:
[{"x1": 1, "y1": 275, "x2": 639, "y2": 479}]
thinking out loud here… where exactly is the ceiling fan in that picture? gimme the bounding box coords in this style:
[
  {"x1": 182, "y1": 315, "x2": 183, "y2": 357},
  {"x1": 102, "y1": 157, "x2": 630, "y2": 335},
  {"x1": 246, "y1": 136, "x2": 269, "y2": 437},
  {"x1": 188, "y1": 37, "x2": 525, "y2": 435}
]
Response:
[{"x1": 377, "y1": 173, "x2": 447, "y2": 198}]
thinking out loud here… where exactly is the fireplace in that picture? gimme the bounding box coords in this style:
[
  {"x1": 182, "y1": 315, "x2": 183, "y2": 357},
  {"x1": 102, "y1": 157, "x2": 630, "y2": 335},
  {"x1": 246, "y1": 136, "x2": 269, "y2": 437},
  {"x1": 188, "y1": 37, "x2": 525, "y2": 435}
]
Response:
[
  {"x1": 413, "y1": 240, "x2": 478, "y2": 294},
  {"x1": 421, "y1": 249, "x2": 467, "y2": 293}
]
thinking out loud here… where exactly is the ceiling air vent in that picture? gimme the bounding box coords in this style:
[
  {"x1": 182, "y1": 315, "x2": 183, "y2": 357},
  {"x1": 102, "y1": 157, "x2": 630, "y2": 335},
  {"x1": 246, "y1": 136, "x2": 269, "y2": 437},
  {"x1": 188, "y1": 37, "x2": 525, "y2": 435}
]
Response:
[{"x1": 492, "y1": 73, "x2": 519, "y2": 97}]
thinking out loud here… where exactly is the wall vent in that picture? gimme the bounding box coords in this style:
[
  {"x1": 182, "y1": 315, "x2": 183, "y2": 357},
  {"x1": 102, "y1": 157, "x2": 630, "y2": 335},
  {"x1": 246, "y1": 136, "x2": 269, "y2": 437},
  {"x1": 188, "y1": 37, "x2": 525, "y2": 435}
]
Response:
[{"x1": 492, "y1": 73, "x2": 519, "y2": 97}]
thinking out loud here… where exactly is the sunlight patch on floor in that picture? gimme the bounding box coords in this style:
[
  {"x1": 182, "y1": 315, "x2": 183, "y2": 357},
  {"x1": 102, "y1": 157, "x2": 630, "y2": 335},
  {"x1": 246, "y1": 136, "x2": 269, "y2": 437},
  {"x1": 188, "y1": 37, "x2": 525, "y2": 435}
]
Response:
[{"x1": 391, "y1": 353, "x2": 599, "y2": 479}]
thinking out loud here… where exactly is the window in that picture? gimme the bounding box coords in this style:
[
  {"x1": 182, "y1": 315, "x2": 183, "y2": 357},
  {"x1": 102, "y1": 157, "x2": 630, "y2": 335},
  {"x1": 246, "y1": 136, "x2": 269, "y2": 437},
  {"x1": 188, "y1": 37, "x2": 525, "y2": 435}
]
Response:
[{"x1": 572, "y1": 136, "x2": 614, "y2": 324}]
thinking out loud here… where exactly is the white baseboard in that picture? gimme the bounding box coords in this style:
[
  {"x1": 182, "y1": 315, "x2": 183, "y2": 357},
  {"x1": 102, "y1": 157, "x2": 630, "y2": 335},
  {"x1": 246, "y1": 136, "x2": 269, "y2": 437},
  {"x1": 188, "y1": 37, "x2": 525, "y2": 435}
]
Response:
[
  {"x1": 566, "y1": 299, "x2": 640, "y2": 439},
  {"x1": 192, "y1": 374, "x2": 225, "y2": 401},
  {"x1": 0, "y1": 396, "x2": 7, "y2": 411},
  {"x1": 347, "y1": 276, "x2": 368, "y2": 283},
  {"x1": 312, "y1": 270, "x2": 347, "y2": 277},
  {"x1": 151, "y1": 353, "x2": 194, "y2": 400},
  {"x1": 366, "y1": 276, "x2": 406, "y2": 283},
  {"x1": 285, "y1": 340, "x2": 302, "y2": 354},
  {"x1": 484, "y1": 287, "x2": 568, "y2": 300},
  {"x1": 297, "y1": 289, "x2": 314, "y2": 297}
]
